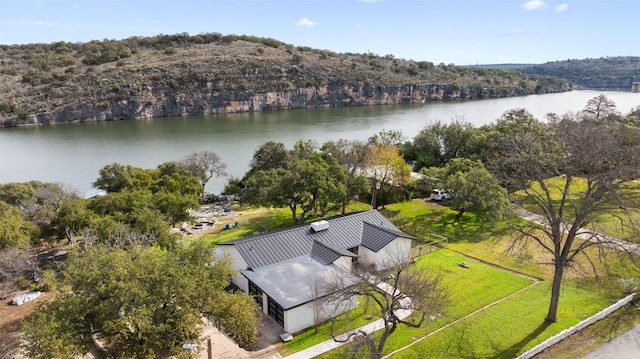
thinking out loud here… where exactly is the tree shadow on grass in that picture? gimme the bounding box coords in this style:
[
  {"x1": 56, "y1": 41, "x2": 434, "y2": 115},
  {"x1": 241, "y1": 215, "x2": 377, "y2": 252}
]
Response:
[{"x1": 492, "y1": 321, "x2": 552, "y2": 359}]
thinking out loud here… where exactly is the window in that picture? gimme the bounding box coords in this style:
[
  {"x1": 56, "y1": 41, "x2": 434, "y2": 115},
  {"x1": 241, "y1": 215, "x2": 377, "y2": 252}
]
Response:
[
  {"x1": 267, "y1": 297, "x2": 285, "y2": 328},
  {"x1": 248, "y1": 281, "x2": 263, "y2": 308}
]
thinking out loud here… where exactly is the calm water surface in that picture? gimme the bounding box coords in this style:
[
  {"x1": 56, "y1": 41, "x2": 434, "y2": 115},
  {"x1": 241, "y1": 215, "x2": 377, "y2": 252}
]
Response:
[{"x1": 1, "y1": 90, "x2": 639, "y2": 194}]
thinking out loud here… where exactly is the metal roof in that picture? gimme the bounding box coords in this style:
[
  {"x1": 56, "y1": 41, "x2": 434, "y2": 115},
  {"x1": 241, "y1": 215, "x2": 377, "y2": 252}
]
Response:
[
  {"x1": 242, "y1": 255, "x2": 357, "y2": 310},
  {"x1": 361, "y1": 222, "x2": 417, "y2": 252},
  {"x1": 228, "y1": 210, "x2": 407, "y2": 269},
  {"x1": 311, "y1": 240, "x2": 357, "y2": 264}
]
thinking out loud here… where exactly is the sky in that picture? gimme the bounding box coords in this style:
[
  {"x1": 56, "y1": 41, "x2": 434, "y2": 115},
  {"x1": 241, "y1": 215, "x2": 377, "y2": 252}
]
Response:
[{"x1": 0, "y1": 0, "x2": 638, "y2": 65}]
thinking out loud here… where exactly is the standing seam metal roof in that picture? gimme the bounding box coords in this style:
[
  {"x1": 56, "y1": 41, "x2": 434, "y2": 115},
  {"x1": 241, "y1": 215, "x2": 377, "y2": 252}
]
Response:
[
  {"x1": 361, "y1": 222, "x2": 417, "y2": 252},
  {"x1": 231, "y1": 210, "x2": 408, "y2": 269},
  {"x1": 310, "y1": 239, "x2": 358, "y2": 264}
]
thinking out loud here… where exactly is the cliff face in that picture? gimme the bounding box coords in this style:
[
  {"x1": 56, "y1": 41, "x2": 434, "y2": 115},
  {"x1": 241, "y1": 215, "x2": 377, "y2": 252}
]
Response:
[
  {"x1": 0, "y1": 37, "x2": 572, "y2": 127},
  {"x1": 21, "y1": 82, "x2": 532, "y2": 126}
]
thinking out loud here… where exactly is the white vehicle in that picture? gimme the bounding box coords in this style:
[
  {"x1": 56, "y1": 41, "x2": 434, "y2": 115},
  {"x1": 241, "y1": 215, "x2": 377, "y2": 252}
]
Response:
[{"x1": 430, "y1": 189, "x2": 451, "y2": 201}]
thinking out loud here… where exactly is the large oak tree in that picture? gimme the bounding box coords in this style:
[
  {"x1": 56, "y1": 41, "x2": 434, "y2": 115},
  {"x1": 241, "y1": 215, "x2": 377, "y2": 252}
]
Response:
[
  {"x1": 242, "y1": 140, "x2": 348, "y2": 224},
  {"x1": 22, "y1": 242, "x2": 261, "y2": 358},
  {"x1": 488, "y1": 110, "x2": 640, "y2": 322}
]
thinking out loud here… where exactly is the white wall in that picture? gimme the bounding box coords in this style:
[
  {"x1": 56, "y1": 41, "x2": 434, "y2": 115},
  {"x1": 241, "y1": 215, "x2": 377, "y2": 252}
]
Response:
[
  {"x1": 218, "y1": 244, "x2": 249, "y2": 292},
  {"x1": 333, "y1": 255, "x2": 353, "y2": 272},
  {"x1": 359, "y1": 237, "x2": 412, "y2": 271},
  {"x1": 284, "y1": 295, "x2": 358, "y2": 334}
]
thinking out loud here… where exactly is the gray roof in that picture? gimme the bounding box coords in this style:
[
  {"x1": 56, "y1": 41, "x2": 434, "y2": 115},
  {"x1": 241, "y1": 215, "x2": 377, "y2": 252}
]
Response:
[
  {"x1": 227, "y1": 210, "x2": 409, "y2": 269},
  {"x1": 242, "y1": 255, "x2": 357, "y2": 310},
  {"x1": 361, "y1": 222, "x2": 416, "y2": 252},
  {"x1": 311, "y1": 240, "x2": 357, "y2": 264}
]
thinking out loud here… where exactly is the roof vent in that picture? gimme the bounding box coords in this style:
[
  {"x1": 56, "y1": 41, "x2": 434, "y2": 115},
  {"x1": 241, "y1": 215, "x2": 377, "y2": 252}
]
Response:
[{"x1": 311, "y1": 220, "x2": 329, "y2": 232}]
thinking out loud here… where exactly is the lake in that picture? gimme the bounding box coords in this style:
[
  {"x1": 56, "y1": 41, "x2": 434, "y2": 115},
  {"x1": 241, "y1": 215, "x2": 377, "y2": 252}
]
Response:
[{"x1": 1, "y1": 90, "x2": 639, "y2": 195}]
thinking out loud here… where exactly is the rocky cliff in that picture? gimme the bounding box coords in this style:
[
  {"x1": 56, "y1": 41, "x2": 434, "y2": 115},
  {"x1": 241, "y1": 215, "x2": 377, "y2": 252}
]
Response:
[
  {"x1": 20, "y1": 82, "x2": 536, "y2": 126},
  {"x1": 0, "y1": 35, "x2": 571, "y2": 127}
]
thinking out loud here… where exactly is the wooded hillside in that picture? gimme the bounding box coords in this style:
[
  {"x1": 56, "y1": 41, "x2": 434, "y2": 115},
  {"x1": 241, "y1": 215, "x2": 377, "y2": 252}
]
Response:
[
  {"x1": 0, "y1": 33, "x2": 570, "y2": 126},
  {"x1": 522, "y1": 56, "x2": 640, "y2": 90}
]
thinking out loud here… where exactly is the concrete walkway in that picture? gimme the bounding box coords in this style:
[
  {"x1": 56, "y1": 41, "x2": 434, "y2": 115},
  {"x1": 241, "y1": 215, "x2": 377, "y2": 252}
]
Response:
[{"x1": 283, "y1": 281, "x2": 414, "y2": 359}]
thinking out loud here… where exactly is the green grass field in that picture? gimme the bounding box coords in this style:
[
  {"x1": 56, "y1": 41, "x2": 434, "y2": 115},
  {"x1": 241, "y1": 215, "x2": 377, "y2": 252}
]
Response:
[
  {"x1": 280, "y1": 249, "x2": 534, "y2": 357},
  {"x1": 190, "y1": 197, "x2": 638, "y2": 358}
]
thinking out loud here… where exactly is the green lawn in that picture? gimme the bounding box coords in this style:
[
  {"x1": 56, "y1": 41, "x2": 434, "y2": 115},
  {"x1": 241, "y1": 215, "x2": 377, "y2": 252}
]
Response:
[
  {"x1": 393, "y1": 282, "x2": 610, "y2": 358},
  {"x1": 280, "y1": 249, "x2": 534, "y2": 357},
  {"x1": 513, "y1": 177, "x2": 640, "y2": 243},
  {"x1": 192, "y1": 198, "x2": 637, "y2": 358}
]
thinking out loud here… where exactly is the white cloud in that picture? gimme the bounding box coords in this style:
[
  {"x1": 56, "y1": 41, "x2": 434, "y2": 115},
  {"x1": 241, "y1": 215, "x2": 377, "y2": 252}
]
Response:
[
  {"x1": 296, "y1": 17, "x2": 317, "y2": 27},
  {"x1": 27, "y1": 20, "x2": 53, "y2": 26},
  {"x1": 521, "y1": 1, "x2": 548, "y2": 10},
  {"x1": 555, "y1": 3, "x2": 570, "y2": 12}
]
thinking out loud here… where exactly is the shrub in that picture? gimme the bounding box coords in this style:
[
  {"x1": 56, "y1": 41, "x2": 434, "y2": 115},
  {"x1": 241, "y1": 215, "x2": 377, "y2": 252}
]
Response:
[
  {"x1": 111, "y1": 84, "x2": 121, "y2": 92},
  {"x1": 1, "y1": 66, "x2": 17, "y2": 75},
  {"x1": 14, "y1": 276, "x2": 29, "y2": 290},
  {"x1": 17, "y1": 111, "x2": 31, "y2": 120},
  {"x1": 618, "y1": 278, "x2": 640, "y2": 294},
  {"x1": 291, "y1": 54, "x2": 304, "y2": 64},
  {"x1": 256, "y1": 47, "x2": 265, "y2": 55},
  {"x1": 418, "y1": 61, "x2": 434, "y2": 70},
  {"x1": 39, "y1": 269, "x2": 57, "y2": 292},
  {"x1": 261, "y1": 37, "x2": 282, "y2": 48},
  {"x1": 0, "y1": 101, "x2": 14, "y2": 113}
]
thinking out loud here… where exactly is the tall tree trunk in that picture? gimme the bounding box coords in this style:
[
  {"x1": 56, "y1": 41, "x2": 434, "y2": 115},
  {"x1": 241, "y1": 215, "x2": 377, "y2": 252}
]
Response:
[
  {"x1": 546, "y1": 260, "x2": 565, "y2": 322},
  {"x1": 371, "y1": 186, "x2": 378, "y2": 209}
]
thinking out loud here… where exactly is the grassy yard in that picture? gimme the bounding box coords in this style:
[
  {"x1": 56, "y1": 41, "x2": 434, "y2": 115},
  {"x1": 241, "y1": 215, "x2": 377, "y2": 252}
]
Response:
[
  {"x1": 513, "y1": 177, "x2": 640, "y2": 243},
  {"x1": 192, "y1": 198, "x2": 639, "y2": 358},
  {"x1": 389, "y1": 281, "x2": 610, "y2": 358},
  {"x1": 279, "y1": 249, "x2": 534, "y2": 357}
]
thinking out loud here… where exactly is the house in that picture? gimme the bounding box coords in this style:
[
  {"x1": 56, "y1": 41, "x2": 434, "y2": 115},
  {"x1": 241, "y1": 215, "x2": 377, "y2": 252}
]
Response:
[{"x1": 217, "y1": 210, "x2": 416, "y2": 333}]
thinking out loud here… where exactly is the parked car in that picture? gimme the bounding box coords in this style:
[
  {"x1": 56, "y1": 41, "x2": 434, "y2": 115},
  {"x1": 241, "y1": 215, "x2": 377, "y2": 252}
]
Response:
[{"x1": 430, "y1": 189, "x2": 451, "y2": 201}]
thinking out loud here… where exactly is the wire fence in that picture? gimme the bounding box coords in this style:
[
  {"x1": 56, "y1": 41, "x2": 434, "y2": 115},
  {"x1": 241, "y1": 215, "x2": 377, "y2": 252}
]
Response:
[{"x1": 411, "y1": 233, "x2": 448, "y2": 258}]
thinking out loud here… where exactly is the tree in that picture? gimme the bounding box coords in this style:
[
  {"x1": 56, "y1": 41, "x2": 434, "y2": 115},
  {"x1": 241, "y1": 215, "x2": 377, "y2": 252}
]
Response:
[
  {"x1": 368, "y1": 129, "x2": 404, "y2": 146},
  {"x1": 579, "y1": 94, "x2": 619, "y2": 121},
  {"x1": 321, "y1": 139, "x2": 371, "y2": 213},
  {"x1": 321, "y1": 255, "x2": 447, "y2": 359},
  {"x1": 419, "y1": 158, "x2": 511, "y2": 222},
  {"x1": 0, "y1": 181, "x2": 77, "y2": 246},
  {"x1": 366, "y1": 144, "x2": 411, "y2": 209},
  {"x1": 0, "y1": 247, "x2": 38, "y2": 298},
  {"x1": 248, "y1": 140, "x2": 289, "y2": 173},
  {"x1": 488, "y1": 113, "x2": 640, "y2": 322},
  {"x1": 0, "y1": 201, "x2": 32, "y2": 248},
  {"x1": 179, "y1": 151, "x2": 227, "y2": 195},
  {"x1": 242, "y1": 141, "x2": 348, "y2": 224},
  {"x1": 22, "y1": 242, "x2": 261, "y2": 358}
]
